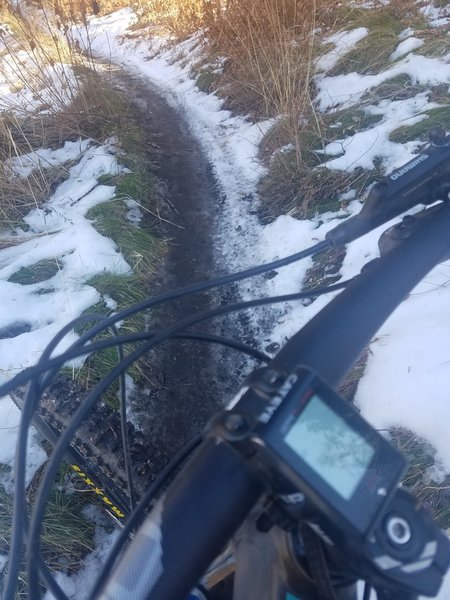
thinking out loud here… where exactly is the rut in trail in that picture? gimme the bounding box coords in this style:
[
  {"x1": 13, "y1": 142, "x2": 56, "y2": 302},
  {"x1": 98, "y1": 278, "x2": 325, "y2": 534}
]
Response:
[{"x1": 28, "y1": 70, "x2": 252, "y2": 500}]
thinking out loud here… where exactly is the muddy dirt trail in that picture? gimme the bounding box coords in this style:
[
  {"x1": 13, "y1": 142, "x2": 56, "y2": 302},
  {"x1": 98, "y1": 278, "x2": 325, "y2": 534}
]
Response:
[
  {"x1": 27, "y1": 68, "x2": 254, "y2": 500},
  {"x1": 111, "y1": 71, "x2": 237, "y2": 473}
]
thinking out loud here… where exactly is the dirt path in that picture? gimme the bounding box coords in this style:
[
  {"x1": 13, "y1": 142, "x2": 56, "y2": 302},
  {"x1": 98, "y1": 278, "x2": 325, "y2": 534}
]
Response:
[
  {"x1": 26, "y1": 69, "x2": 255, "y2": 500},
  {"x1": 111, "y1": 71, "x2": 232, "y2": 471}
]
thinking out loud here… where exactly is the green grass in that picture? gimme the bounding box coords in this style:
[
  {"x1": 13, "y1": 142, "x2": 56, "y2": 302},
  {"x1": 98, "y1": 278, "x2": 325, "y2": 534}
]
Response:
[
  {"x1": 329, "y1": 6, "x2": 426, "y2": 75},
  {"x1": 333, "y1": 3, "x2": 426, "y2": 32},
  {"x1": 258, "y1": 146, "x2": 382, "y2": 221},
  {"x1": 86, "y1": 200, "x2": 163, "y2": 275},
  {"x1": 87, "y1": 272, "x2": 148, "y2": 307},
  {"x1": 260, "y1": 118, "x2": 330, "y2": 171},
  {"x1": 8, "y1": 259, "x2": 61, "y2": 285},
  {"x1": 429, "y1": 84, "x2": 450, "y2": 105},
  {"x1": 330, "y1": 36, "x2": 391, "y2": 76},
  {"x1": 323, "y1": 108, "x2": 383, "y2": 139},
  {"x1": 258, "y1": 150, "x2": 342, "y2": 219},
  {"x1": 65, "y1": 83, "x2": 165, "y2": 407},
  {"x1": 360, "y1": 74, "x2": 424, "y2": 103},
  {"x1": 260, "y1": 108, "x2": 383, "y2": 194},
  {"x1": 0, "y1": 484, "x2": 95, "y2": 598},
  {"x1": 196, "y1": 68, "x2": 218, "y2": 93},
  {"x1": 70, "y1": 273, "x2": 148, "y2": 405},
  {"x1": 389, "y1": 105, "x2": 450, "y2": 144}
]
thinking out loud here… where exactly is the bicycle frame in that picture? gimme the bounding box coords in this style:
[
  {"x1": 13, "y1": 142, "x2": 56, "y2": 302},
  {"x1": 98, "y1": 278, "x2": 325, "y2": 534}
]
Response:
[{"x1": 97, "y1": 200, "x2": 450, "y2": 600}]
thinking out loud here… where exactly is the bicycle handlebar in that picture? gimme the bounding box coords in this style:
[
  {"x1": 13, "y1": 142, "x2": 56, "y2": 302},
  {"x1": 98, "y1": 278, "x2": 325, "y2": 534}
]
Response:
[
  {"x1": 97, "y1": 201, "x2": 450, "y2": 600},
  {"x1": 98, "y1": 439, "x2": 263, "y2": 600},
  {"x1": 271, "y1": 202, "x2": 450, "y2": 382}
]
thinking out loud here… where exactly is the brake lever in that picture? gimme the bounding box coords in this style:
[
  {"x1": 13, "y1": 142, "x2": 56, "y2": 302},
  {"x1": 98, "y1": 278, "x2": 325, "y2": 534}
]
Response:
[{"x1": 326, "y1": 128, "x2": 450, "y2": 247}]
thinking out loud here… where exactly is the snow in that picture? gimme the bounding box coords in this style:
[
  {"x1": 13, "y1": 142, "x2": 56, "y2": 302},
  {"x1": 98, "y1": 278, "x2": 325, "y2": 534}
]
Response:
[
  {"x1": 316, "y1": 53, "x2": 450, "y2": 112},
  {"x1": 5, "y1": 139, "x2": 92, "y2": 179},
  {"x1": 390, "y1": 37, "x2": 424, "y2": 61},
  {"x1": 356, "y1": 271, "x2": 450, "y2": 472},
  {"x1": 0, "y1": 53, "x2": 78, "y2": 113},
  {"x1": 0, "y1": 141, "x2": 131, "y2": 377},
  {"x1": 1, "y1": 1, "x2": 450, "y2": 596},
  {"x1": 323, "y1": 92, "x2": 433, "y2": 172},
  {"x1": 316, "y1": 27, "x2": 369, "y2": 72},
  {"x1": 420, "y1": 3, "x2": 450, "y2": 28},
  {"x1": 0, "y1": 399, "x2": 47, "y2": 492}
]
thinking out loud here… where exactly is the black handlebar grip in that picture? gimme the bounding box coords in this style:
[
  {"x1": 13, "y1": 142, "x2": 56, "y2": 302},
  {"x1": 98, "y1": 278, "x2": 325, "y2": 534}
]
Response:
[{"x1": 97, "y1": 438, "x2": 263, "y2": 600}]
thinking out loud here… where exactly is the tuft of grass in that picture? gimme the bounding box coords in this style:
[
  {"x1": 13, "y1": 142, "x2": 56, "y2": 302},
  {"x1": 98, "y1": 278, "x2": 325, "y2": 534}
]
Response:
[
  {"x1": 329, "y1": 11, "x2": 404, "y2": 76},
  {"x1": 415, "y1": 28, "x2": 450, "y2": 59},
  {"x1": 323, "y1": 108, "x2": 384, "y2": 139},
  {"x1": 196, "y1": 68, "x2": 218, "y2": 93},
  {"x1": 116, "y1": 169, "x2": 158, "y2": 207},
  {"x1": 258, "y1": 154, "x2": 341, "y2": 219},
  {"x1": 0, "y1": 483, "x2": 95, "y2": 598},
  {"x1": 389, "y1": 105, "x2": 450, "y2": 144},
  {"x1": 87, "y1": 272, "x2": 148, "y2": 307},
  {"x1": 331, "y1": 2, "x2": 426, "y2": 32},
  {"x1": 389, "y1": 428, "x2": 450, "y2": 528},
  {"x1": 429, "y1": 84, "x2": 450, "y2": 105},
  {"x1": 339, "y1": 348, "x2": 370, "y2": 402},
  {"x1": 70, "y1": 279, "x2": 148, "y2": 409},
  {"x1": 259, "y1": 106, "x2": 383, "y2": 216},
  {"x1": 359, "y1": 74, "x2": 423, "y2": 103},
  {"x1": 8, "y1": 259, "x2": 61, "y2": 285},
  {"x1": 86, "y1": 200, "x2": 163, "y2": 275},
  {"x1": 71, "y1": 271, "x2": 152, "y2": 405},
  {"x1": 258, "y1": 147, "x2": 381, "y2": 220},
  {"x1": 40, "y1": 489, "x2": 96, "y2": 568}
]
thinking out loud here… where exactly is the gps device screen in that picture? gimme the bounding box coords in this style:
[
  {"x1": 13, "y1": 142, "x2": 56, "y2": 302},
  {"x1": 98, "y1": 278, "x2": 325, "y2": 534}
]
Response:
[
  {"x1": 284, "y1": 394, "x2": 375, "y2": 500},
  {"x1": 249, "y1": 368, "x2": 408, "y2": 536}
]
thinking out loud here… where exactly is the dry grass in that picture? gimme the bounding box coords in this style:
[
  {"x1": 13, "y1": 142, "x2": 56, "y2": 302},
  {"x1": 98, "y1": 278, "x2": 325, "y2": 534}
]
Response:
[
  {"x1": 389, "y1": 428, "x2": 450, "y2": 528},
  {"x1": 0, "y1": 2, "x2": 89, "y2": 114},
  {"x1": 134, "y1": 0, "x2": 203, "y2": 36},
  {"x1": 202, "y1": 0, "x2": 326, "y2": 123},
  {"x1": 0, "y1": 70, "x2": 138, "y2": 228}
]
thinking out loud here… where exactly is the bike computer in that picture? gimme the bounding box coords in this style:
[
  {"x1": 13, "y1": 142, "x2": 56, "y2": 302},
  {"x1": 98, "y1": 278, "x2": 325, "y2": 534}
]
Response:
[{"x1": 217, "y1": 367, "x2": 407, "y2": 541}]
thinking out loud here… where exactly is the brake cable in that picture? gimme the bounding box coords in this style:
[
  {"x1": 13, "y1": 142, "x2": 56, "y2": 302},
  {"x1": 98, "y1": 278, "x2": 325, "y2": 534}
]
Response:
[{"x1": 22, "y1": 280, "x2": 350, "y2": 597}]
